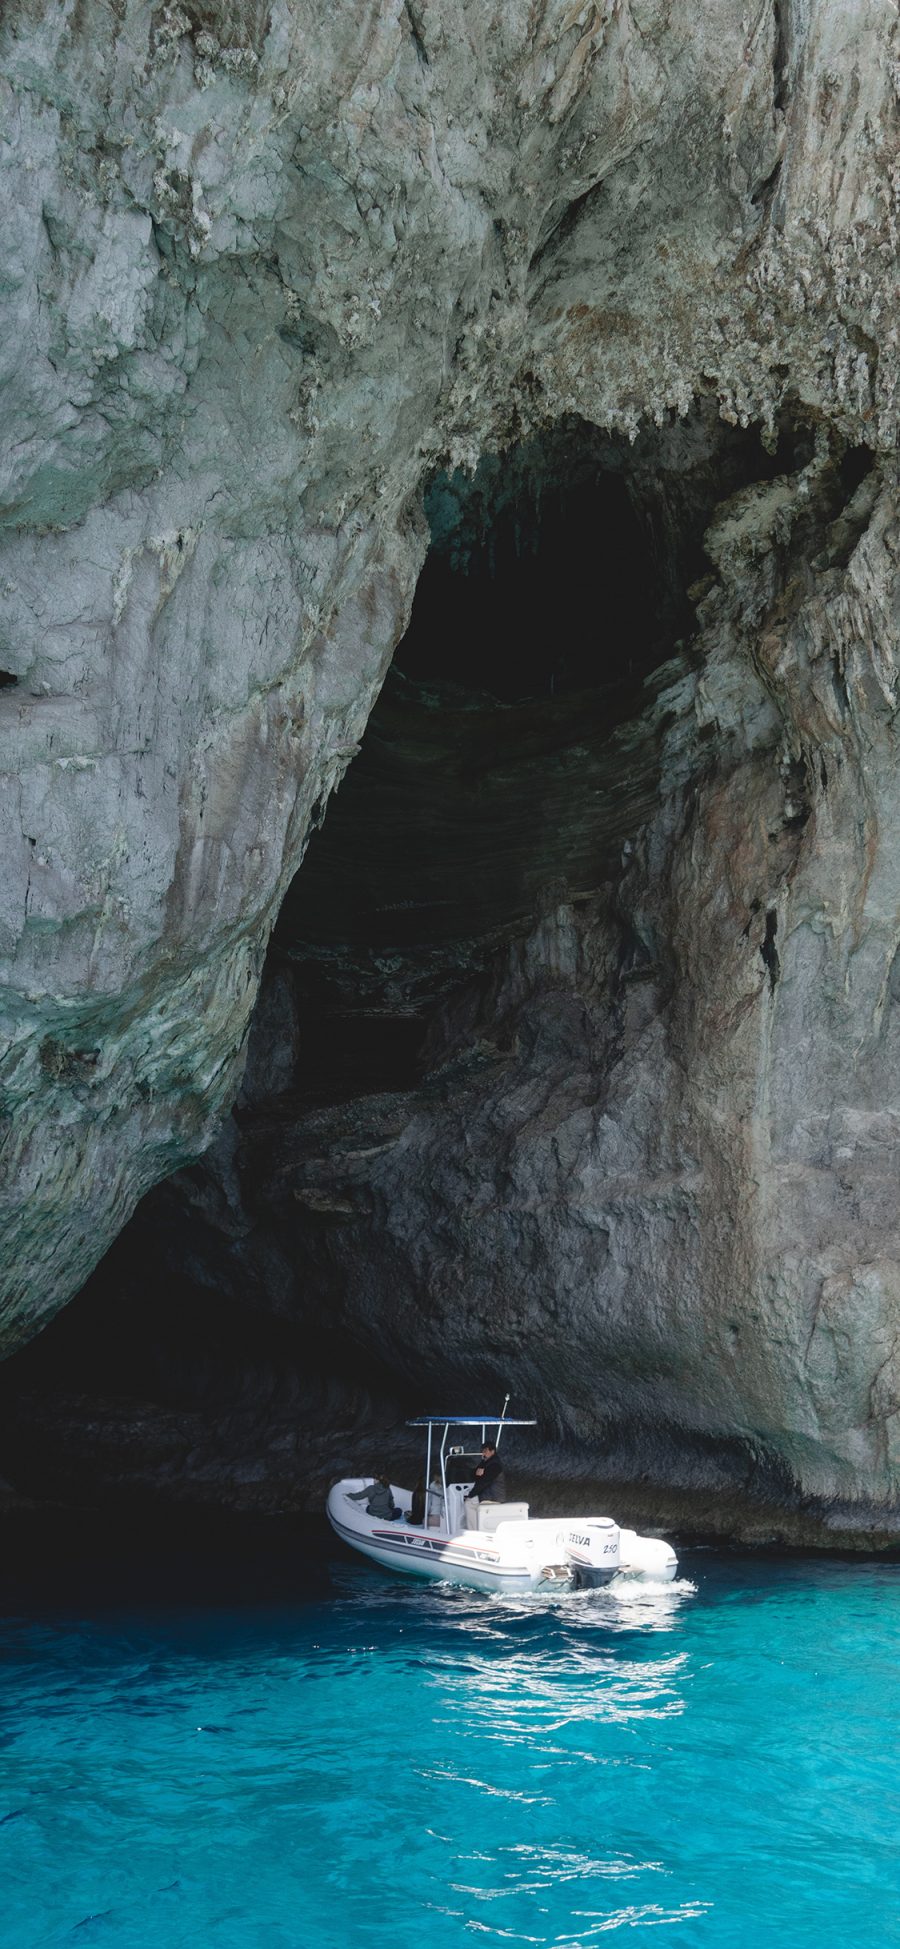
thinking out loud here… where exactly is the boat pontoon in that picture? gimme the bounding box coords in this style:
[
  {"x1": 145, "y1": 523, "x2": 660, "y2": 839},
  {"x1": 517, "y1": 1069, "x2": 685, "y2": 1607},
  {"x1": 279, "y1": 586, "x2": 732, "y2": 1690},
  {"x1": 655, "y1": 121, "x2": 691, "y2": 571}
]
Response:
[{"x1": 326, "y1": 1411, "x2": 677, "y2": 1594}]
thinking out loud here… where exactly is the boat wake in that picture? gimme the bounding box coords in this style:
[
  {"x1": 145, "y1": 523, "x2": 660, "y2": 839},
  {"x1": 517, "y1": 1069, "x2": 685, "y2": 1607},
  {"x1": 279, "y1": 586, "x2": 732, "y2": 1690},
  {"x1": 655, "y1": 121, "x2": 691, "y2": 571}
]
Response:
[
  {"x1": 505, "y1": 1576, "x2": 693, "y2": 1604},
  {"x1": 608, "y1": 1574, "x2": 697, "y2": 1598},
  {"x1": 423, "y1": 1574, "x2": 697, "y2": 1632}
]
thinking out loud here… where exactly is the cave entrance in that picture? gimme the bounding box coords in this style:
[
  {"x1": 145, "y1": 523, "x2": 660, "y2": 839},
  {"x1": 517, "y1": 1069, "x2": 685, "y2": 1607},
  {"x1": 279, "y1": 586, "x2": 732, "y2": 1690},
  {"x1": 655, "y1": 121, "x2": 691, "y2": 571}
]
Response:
[
  {"x1": 267, "y1": 402, "x2": 804, "y2": 1109},
  {"x1": 0, "y1": 400, "x2": 824, "y2": 1529}
]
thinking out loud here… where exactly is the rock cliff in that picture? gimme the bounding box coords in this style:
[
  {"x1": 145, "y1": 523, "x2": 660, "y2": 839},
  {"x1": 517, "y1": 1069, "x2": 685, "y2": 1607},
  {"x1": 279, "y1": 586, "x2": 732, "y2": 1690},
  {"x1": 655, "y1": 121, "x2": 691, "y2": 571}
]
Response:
[{"x1": 2, "y1": 1, "x2": 900, "y2": 1537}]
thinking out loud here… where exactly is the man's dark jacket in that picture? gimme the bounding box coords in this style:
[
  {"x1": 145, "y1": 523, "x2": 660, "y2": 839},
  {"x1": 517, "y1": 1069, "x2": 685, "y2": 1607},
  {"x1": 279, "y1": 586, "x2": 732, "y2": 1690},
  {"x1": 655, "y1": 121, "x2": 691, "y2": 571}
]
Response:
[{"x1": 468, "y1": 1454, "x2": 506, "y2": 1502}]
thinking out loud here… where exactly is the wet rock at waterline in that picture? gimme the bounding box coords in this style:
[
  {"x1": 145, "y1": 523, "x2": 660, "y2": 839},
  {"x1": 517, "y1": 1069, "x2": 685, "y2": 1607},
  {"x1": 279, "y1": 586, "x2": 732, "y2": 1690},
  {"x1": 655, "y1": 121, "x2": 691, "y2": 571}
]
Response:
[{"x1": 1, "y1": 2, "x2": 900, "y2": 1540}]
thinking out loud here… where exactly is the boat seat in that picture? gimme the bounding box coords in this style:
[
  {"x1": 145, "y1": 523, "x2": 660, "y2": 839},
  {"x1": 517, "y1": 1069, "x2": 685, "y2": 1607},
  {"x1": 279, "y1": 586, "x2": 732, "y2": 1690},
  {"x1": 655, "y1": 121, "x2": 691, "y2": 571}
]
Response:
[{"x1": 475, "y1": 1500, "x2": 529, "y2": 1532}]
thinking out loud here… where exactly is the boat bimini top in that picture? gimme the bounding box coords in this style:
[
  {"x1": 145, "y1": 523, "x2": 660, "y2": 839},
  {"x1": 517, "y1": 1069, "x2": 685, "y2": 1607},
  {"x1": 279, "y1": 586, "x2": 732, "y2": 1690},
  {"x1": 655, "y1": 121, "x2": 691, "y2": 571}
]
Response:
[{"x1": 406, "y1": 1404, "x2": 536, "y2": 1515}]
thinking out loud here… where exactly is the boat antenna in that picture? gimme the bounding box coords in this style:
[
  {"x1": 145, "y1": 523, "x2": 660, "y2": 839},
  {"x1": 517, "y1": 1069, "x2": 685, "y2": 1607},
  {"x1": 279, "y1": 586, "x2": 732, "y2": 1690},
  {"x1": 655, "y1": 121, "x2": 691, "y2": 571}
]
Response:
[{"x1": 495, "y1": 1392, "x2": 511, "y2": 1448}]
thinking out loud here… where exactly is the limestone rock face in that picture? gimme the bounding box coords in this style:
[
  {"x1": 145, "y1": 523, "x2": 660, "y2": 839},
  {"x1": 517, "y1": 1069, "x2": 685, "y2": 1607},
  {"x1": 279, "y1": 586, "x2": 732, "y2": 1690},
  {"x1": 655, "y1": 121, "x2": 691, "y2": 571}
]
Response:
[
  {"x1": 100, "y1": 430, "x2": 900, "y2": 1539},
  {"x1": 1, "y1": 0, "x2": 899, "y2": 1523}
]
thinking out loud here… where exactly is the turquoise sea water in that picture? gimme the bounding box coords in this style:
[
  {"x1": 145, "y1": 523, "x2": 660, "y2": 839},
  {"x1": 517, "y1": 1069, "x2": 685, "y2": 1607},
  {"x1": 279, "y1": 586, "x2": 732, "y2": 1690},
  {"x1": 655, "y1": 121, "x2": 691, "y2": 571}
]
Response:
[{"x1": 3, "y1": 1548, "x2": 900, "y2": 1948}]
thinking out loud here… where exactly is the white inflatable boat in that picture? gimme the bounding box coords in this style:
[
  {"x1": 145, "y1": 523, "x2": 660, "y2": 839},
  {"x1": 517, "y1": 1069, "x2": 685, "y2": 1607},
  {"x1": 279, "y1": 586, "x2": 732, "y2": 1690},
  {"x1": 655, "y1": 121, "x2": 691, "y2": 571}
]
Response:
[{"x1": 326, "y1": 1411, "x2": 677, "y2": 1595}]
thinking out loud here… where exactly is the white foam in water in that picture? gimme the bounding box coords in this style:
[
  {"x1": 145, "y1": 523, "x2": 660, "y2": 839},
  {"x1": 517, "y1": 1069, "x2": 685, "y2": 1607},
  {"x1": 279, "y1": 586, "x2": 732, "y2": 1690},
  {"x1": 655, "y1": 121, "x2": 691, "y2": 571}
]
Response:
[
  {"x1": 608, "y1": 1575, "x2": 698, "y2": 1597},
  {"x1": 458, "y1": 1576, "x2": 698, "y2": 1631}
]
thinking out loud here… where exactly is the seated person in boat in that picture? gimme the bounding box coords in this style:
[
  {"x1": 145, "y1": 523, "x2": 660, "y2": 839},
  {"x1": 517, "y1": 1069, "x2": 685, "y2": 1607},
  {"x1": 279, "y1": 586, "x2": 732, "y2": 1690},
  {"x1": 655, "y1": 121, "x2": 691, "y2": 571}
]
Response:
[
  {"x1": 348, "y1": 1473, "x2": 398, "y2": 1520},
  {"x1": 464, "y1": 1441, "x2": 506, "y2": 1528}
]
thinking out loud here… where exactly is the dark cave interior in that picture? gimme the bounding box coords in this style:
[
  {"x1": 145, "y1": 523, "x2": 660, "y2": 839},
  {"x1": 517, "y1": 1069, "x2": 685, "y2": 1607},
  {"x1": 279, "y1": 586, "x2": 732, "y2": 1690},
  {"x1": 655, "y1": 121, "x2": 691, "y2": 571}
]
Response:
[
  {"x1": 272, "y1": 405, "x2": 812, "y2": 1098},
  {"x1": 400, "y1": 461, "x2": 677, "y2": 702},
  {"x1": 0, "y1": 401, "x2": 838, "y2": 1527}
]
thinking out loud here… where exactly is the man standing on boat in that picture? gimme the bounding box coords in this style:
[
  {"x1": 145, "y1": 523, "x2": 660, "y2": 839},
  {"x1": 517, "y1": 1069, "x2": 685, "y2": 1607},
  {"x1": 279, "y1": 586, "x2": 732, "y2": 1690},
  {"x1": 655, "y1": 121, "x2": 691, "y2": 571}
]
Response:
[{"x1": 464, "y1": 1441, "x2": 506, "y2": 1527}]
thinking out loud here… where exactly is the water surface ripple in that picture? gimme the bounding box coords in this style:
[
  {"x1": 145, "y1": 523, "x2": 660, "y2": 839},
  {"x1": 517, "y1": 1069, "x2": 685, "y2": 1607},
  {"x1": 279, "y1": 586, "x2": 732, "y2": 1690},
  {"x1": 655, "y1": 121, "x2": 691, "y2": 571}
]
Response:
[{"x1": 3, "y1": 1553, "x2": 899, "y2": 1947}]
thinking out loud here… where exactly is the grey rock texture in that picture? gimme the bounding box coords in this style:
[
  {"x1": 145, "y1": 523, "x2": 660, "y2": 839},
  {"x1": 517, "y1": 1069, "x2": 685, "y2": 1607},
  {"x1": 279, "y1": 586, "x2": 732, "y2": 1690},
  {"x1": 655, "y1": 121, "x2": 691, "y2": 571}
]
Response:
[
  {"x1": 97, "y1": 422, "x2": 900, "y2": 1542},
  {"x1": 1, "y1": 0, "x2": 900, "y2": 1536}
]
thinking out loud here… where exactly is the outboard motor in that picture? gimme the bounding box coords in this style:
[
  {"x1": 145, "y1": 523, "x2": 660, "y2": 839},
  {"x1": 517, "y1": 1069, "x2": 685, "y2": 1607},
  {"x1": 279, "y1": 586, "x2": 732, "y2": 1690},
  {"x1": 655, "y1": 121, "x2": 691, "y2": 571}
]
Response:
[{"x1": 564, "y1": 1518, "x2": 621, "y2": 1588}]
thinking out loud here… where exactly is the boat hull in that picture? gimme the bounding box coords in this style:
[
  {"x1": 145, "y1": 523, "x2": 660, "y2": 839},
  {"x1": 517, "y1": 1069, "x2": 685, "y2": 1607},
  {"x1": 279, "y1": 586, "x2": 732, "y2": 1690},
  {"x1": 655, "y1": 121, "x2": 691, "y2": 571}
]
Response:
[
  {"x1": 327, "y1": 1483, "x2": 677, "y2": 1594},
  {"x1": 328, "y1": 1504, "x2": 539, "y2": 1593}
]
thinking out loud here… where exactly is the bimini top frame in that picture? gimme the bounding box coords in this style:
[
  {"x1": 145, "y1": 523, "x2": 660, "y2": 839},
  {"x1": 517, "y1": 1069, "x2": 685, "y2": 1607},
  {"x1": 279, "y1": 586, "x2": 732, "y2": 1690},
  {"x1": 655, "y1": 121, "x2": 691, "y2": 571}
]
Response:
[
  {"x1": 406, "y1": 1417, "x2": 537, "y2": 1427},
  {"x1": 405, "y1": 1403, "x2": 536, "y2": 1522}
]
